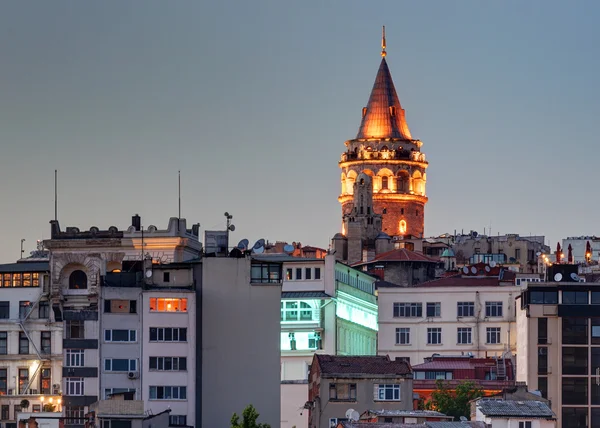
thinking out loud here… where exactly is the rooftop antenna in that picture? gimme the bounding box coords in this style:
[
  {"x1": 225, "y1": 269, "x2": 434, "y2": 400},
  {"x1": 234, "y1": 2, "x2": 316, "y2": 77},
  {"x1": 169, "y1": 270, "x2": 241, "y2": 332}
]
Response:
[
  {"x1": 381, "y1": 25, "x2": 387, "y2": 57},
  {"x1": 54, "y1": 169, "x2": 58, "y2": 221},
  {"x1": 20, "y1": 239, "x2": 25, "y2": 260},
  {"x1": 178, "y1": 170, "x2": 181, "y2": 220}
]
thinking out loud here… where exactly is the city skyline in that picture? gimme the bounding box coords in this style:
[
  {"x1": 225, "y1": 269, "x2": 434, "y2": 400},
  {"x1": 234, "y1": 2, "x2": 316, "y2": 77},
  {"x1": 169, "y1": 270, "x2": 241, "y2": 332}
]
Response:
[{"x1": 1, "y1": 0, "x2": 600, "y2": 263}]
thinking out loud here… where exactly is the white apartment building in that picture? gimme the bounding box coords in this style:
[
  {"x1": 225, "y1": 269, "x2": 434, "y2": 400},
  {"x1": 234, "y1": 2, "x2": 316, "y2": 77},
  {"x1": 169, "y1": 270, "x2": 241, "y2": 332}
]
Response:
[
  {"x1": 378, "y1": 266, "x2": 520, "y2": 365},
  {"x1": 271, "y1": 253, "x2": 378, "y2": 428}
]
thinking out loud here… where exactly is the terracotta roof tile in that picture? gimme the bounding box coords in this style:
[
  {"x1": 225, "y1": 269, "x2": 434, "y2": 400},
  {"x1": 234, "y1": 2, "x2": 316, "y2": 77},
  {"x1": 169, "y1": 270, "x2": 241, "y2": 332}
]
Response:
[{"x1": 316, "y1": 354, "x2": 411, "y2": 376}]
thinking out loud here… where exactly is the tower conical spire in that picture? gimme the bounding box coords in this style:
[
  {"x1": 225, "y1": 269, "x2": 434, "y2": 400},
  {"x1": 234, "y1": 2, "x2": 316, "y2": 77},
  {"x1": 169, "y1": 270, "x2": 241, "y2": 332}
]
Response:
[{"x1": 356, "y1": 29, "x2": 412, "y2": 140}]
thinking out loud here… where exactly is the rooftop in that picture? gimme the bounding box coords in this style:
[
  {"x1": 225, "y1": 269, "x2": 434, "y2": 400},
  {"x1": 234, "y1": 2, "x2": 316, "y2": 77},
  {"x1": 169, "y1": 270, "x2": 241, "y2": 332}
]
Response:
[
  {"x1": 362, "y1": 409, "x2": 451, "y2": 419},
  {"x1": 315, "y1": 354, "x2": 411, "y2": 376},
  {"x1": 339, "y1": 424, "x2": 427, "y2": 428},
  {"x1": 0, "y1": 262, "x2": 50, "y2": 273},
  {"x1": 353, "y1": 248, "x2": 437, "y2": 266},
  {"x1": 476, "y1": 399, "x2": 555, "y2": 419}
]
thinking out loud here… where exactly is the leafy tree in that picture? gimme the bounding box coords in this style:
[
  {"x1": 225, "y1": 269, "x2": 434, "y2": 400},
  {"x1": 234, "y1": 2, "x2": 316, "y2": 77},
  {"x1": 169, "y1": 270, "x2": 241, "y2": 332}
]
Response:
[
  {"x1": 426, "y1": 379, "x2": 483, "y2": 420},
  {"x1": 230, "y1": 404, "x2": 271, "y2": 428}
]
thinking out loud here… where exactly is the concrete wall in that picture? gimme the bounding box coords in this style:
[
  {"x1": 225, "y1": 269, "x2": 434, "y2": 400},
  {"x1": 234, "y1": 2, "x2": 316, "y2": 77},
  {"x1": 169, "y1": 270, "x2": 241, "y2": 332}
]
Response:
[
  {"x1": 281, "y1": 383, "x2": 308, "y2": 428},
  {"x1": 201, "y1": 257, "x2": 281, "y2": 428}
]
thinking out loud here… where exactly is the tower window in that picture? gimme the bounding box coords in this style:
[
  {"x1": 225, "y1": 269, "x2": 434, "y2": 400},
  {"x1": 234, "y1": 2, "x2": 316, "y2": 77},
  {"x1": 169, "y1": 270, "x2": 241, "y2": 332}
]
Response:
[
  {"x1": 401, "y1": 208, "x2": 404, "y2": 215},
  {"x1": 416, "y1": 210, "x2": 420, "y2": 216},
  {"x1": 381, "y1": 176, "x2": 388, "y2": 190},
  {"x1": 383, "y1": 208, "x2": 387, "y2": 214},
  {"x1": 360, "y1": 207, "x2": 364, "y2": 214},
  {"x1": 367, "y1": 207, "x2": 371, "y2": 215},
  {"x1": 389, "y1": 106, "x2": 397, "y2": 117}
]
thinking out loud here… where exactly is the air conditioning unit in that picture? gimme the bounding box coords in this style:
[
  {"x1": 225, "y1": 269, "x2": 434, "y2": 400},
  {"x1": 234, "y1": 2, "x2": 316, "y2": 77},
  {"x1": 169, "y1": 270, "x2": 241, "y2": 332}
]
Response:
[
  {"x1": 7, "y1": 389, "x2": 13, "y2": 395},
  {"x1": 127, "y1": 372, "x2": 139, "y2": 379}
]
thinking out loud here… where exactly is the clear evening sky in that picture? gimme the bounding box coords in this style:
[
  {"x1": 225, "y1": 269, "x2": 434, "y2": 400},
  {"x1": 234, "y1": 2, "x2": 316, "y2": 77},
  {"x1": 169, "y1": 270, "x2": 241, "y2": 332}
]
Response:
[{"x1": 0, "y1": 0, "x2": 598, "y2": 263}]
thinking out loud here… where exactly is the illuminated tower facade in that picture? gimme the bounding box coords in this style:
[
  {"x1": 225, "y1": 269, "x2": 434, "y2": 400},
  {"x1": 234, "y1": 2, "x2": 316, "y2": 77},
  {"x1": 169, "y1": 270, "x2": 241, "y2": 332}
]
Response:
[{"x1": 339, "y1": 28, "x2": 428, "y2": 241}]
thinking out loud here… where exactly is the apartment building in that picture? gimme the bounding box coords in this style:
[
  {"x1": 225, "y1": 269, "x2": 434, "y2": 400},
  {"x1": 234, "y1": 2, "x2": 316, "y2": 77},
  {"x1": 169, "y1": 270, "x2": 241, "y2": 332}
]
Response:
[
  {"x1": 274, "y1": 254, "x2": 378, "y2": 428},
  {"x1": 516, "y1": 264, "x2": 600, "y2": 428},
  {"x1": 378, "y1": 264, "x2": 519, "y2": 365}
]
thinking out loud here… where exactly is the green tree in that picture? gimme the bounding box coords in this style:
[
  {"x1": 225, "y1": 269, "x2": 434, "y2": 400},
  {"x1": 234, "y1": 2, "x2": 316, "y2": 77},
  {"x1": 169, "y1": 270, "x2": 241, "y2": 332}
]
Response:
[
  {"x1": 426, "y1": 379, "x2": 483, "y2": 421},
  {"x1": 230, "y1": 404, "x2": 271, "y2": 428}
]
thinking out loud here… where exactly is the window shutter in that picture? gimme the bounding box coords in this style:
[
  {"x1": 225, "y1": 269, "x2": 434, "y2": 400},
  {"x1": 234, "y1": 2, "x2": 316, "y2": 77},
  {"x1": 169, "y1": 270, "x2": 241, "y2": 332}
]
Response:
[{"x1": 373, "y1": 383, "x2": 379, "y2": 400}]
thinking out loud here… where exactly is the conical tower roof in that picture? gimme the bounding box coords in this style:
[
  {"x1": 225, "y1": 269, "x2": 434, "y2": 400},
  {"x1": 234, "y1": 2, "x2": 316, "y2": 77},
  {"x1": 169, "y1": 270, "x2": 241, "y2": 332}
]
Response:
[{"x1": 356, "y1": 57, "x2": 412, "y2": 140}]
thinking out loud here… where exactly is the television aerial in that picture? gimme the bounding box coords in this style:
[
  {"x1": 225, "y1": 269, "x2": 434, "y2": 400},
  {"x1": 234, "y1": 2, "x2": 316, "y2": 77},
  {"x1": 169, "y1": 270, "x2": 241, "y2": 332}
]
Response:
[
  {"x1": 345, "y1": 409, "x2": 359, "y2": 422},
  {"x1": 224, "y1": 212, "x2": 235, "y2": 232}
]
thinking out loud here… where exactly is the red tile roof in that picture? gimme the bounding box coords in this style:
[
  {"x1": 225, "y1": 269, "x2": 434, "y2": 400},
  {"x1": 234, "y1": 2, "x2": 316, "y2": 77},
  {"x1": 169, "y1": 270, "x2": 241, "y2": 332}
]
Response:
[
  {"x1": 315, "y1": 354, "x2": 411, "y2": 376},
  {"x1": 354, "y1": 248, "x2": 437, "y2": 266}
]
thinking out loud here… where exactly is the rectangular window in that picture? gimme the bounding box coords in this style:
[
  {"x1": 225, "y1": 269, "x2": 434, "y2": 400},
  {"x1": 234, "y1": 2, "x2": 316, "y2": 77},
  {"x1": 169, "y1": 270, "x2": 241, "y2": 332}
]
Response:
[
  {"x1": 41, "y1": 331, "x2": 51, "y2": 354},
  {"x1": 104, "y1": 329, "x2": 137, "y2": 342},
  {"x1": 305, "y1": 268, "x2": 312, "y2": 280},
  {"x1": 250, "y1": 263, "x2": 281, "y2": 283},
  {"x1": 538, "y1": 377, "x2": 548, "y2": 399},
  {"x1": 38, "y1": 301, "x2": 50, "y2": 319},
  {"x1": 592, "y1": 292, "x2": 600, "y2": 304},
  {"x1": 426, "y1": 302, "x2": 441, "y2": 317},
  {"x1": 65, "y1": 406, "x2": 85, "y2": 425},
  {"x1": 393, "y1": 302, "x2": 423, "y2": 318},
  {"x1": 104, "y1": 388, "x2": 136, "y2": 400},
  {"x1": 457, "y1": 302, "x2": 474, "y2": 317},
  {"x1": 0, "y1": 369, "x2": 6, "y2": 395},
  {"x1": 538, "y1": 347, "x2": 548, "y2": 374},
  {"x1": 163, "y1": 272, "x2": 170, "y2": 283},
  {"x1": 1, "y1": 405, "x2": 8, "y2": 421},
  {"x1": 530, "y1": 290, "x2": 558, "y2": 304},
  {"x1": 65, "y1": 378, "x2": 85, "y2": 396},
  {"x1": 295, "y1": 268, "x2": 302, "y2": 280},
  {"x1": 40, "y1": 368, "x2": 51, "y2": 395},
  {"x1": 148, "y1": 386, "x2": 187, "y2": 400},
  {"x1": 18, "y1": 368, "x2": 28, "y2": 394},
  {"x1": 65, "y1": 349, "x2": 84, "y2": 367},
  {"x1": 563, "y1": 318, "x2": 588, "y2": 345},
  {"x1": 485, "y1": 301, "x2": 503, "y2": 317},
  {"x1": 538, "y1": 318, "x2": 548, "y2": 344},
  {"x1": 104, "y1": 359, "x2": 137, "y2": 372},
  {"x1": 169, "y1": 415, "x2": 187, "y2": 426},
  {"x1": 286, "y1": 268, "x2": 293, "y2": 280},
  {"x1": 149, "y1": 327, "x2": 187, "y2": 342},
  {"x1": 149, "y1": 298, "x2": 187, "y2": 312},
  {"x1": 19, "y1": 301, "x2": 31, "y2": 319},
  {"x1": 315, "y1": 268, "x2": 321, "y2": 280},
  {"x1": 395, "y1": 328, "x2": 410, "y2": 345},
  {"x1": 457, "y1": 327, "x2": 472, "y2": 344},
  {"x1": 19, "y1": 332, "x2": 29, "y2": 354},
  {"x1": 518, "y1": 422, "x2": 532, "y2": 428},
  {"x1": 104, "y1": 300, "x2": 137, "y2": 314},
  {"x1": 562, "y1": 347, "x2": 588, "y2": 375},
  {"x1": 65, "y1": 320, "x2": 84, "y2": 339},
  {"x1": 562, "y1": 377, "x2": 588, "y2": 405},
  {"x1": 377, "y1": 384, "x2": 401, "y2": 401},
  {"x1": 328, "y1": 383, "x2": 356, "y2": 400},
  {"x1": 486, "y1": 327, "x2": 501, "y2": 344},
  {"x1": 0, "y1": 302, "x2": 9, "y2": 319},
  {"x1": 32, "y1": 404, "x2": 41, "y2": 412},
  {"x1": 427, "y1": 328, "x2": 442, "y2": 345},
  {"x1": 563, "y1": 291, "x2": 588, "y2": 305},
  {"x1": 149, "y1": 357, "x2": 187, "y2": 371},
  {"x1": 0, "y1": 332, "x2": 7, "y2": 355}
]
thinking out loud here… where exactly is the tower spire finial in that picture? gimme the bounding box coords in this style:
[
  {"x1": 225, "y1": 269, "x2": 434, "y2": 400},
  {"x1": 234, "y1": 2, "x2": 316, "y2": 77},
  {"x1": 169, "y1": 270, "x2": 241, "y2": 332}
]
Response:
[{"x1": 381, "y1": 25, "x2": 386, "y2": 57}]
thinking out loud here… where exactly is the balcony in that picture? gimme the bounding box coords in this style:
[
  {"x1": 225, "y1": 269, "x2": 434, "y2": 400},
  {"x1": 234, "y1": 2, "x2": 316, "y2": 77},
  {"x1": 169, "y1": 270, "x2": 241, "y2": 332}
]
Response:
[{"x1": 340, "y1": 149, "x2": 427, "y2": 163}]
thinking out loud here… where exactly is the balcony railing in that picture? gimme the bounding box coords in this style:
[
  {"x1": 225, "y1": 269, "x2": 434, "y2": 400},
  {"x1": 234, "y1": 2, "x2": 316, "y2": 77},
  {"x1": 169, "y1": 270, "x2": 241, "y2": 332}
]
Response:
[{"x1": 341, "y1": 150, "x2": 427, "y2": 163}]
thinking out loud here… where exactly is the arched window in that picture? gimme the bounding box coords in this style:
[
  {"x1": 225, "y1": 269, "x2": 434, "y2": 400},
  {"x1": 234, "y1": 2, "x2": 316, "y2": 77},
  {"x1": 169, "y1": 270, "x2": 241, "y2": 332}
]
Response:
[
  {"x1": 381, "y1": 176, "x2": 389, "y2": 190},
  {"x1": 281, "y1": 301, "x2": 315, "y2": 322},
  {"x1": 69, "y1": 270, "x2": 87, "y2": 290},
  {"x1": 397, "y1": 171, "x2": 409, "y2": 193}
]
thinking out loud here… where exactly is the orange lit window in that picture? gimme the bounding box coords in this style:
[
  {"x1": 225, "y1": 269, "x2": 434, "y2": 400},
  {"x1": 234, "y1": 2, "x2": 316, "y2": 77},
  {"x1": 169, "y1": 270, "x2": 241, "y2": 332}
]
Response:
[
  {"x1": 149, "y1": 298, "x2": 187, "y2": 313},
  {"x1": 399, "y1": 220, "x2": 407, "y2": 234}
]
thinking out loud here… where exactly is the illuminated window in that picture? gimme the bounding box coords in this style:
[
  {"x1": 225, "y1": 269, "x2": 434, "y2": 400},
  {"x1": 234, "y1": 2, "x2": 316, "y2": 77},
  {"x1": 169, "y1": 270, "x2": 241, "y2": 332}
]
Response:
[
  {"x1": 399, "y1": 220, "x2": 407, "y2": 234},
  {"x1": 18, "y1": 369, "x2": 29, "y2": 394},
  {"x1": 149, "y1": 298, "x2": 187, "y2": 312},
  {"x1": 69, "y1": 270, "x2": 87, "y2": 290},
  {"x1": 281, "y1": 301, "x2": 315, "y2": 322},
  {"x1": 381, "y1": 176, "x2": 389, "y2": 189},
  {"x1": 286, "y1": 269, "x2": 293, "y2": 280},
  {"x1": 40, "y1": 368, "x2": 51, "y2": 395},
  {"x1": 22, "y1": 273, "x2": 31, "y2": 287}
]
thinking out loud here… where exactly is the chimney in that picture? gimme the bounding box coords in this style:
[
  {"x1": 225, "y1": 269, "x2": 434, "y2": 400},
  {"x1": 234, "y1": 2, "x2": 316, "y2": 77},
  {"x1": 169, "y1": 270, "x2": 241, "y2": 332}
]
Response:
[{"x1": 132, "y1": 214, "x2": 141, "y2": 231}]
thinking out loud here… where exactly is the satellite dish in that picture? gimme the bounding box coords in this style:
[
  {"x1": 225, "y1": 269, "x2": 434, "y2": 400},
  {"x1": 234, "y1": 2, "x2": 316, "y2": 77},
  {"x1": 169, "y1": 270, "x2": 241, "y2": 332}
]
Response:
[
  {"x1": 228, "y1": 224, "x2": 236, "y2": 232},
  {"x1": 283, "y1": 244, "x2": 295, "y2": 254},
  {"x1": 489, "y1": 261, "x2": 497, "y2": 268},
  {"x1": 571, "y1": 272, "x2": 580, "y2": 282},
  {"x1": 237, "y1": 239, "x2": 249, "y2": 250},
  {"x1": 485, "y1": 266, "x2": 491, "y2": 273},
  {"x1": 145, "y1": 270, "x2": 152, "y2": 278},
  {"x1": 252, "y1": 239, "x2": 266, "y2": 250},
  {"x1": 463, "y1": 266, "x2": 469, "y2": 274},
  {"x1": 554, "y1": 273, "x2": 563, "y2": 282},
  {"x1": 536, "y1": 251, "x2": 542, "y2": 257},
  {"x1": 253, "y1": 246, "x2": 265, "y2": 254},
  {"x1": 345, "y1": 409, "x2": 359, "y2": 422},
  {"x1": 471, "y1": 266, "x2": 477, "y2": 274}
]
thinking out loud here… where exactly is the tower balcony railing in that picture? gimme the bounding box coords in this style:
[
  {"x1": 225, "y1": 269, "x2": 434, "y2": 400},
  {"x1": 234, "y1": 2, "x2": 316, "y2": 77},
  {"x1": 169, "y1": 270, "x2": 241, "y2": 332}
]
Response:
[{"x1": 341, "y1": 150, "x2": 427, "y2": 163}]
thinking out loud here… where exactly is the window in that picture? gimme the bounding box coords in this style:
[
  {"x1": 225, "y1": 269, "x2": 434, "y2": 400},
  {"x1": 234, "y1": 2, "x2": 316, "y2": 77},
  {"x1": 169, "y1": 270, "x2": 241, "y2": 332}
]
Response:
[
  {"x1": 0, "y1": 332, "x2": 7, "y2": 355},
  {"x1": 315, "y1": 268, "x2": 321, "y2": 280},
  {"x1": 486, "y1": 327, "x2": 501, "y2": 344},
  {"x1": 328, "y1": 383, "x2": 357, "y2": 401},
  {"x1": 381, "y1": 176, "x2": 388, "y2": 189},
  {"x1": 530, "y1": 290, "x2": 558, "y2": 304},
  {"x1": 0, "y1": 369, "x2": 6, "y2": 395},
  {"x1": 102, "y1": 420, "x2": 132, "y2": 428},
  {"x1": 305, "y1": 268, "x2": 312, "y2": 280},
  {"x1": 295, "y1": 268, "x2": 302, "y2": 280},
  {"x1": 563, "y1": 291, "x2": 588, "y2": 304},
  {"x1": 65, "y1": 349, "x2": 85, "y2": 367},
  {"x1": 562, "y1": 377, "x2": 588, "y2": 405},
  {"x1": 65, "y1": 378, "x2": 84, "y2": 395},
  {"x1": 563, "y1": 347, "x2": 588, "y2": 375},
  {"x1": 149, "y1": 298, "x2": 187, "y2": 312},
  {"x1": 538, "y1": 376, "x2": 548, "y2": 399},
  {"x1": 105, "y1": 359, "x2": 137, "y2": 372},
  {"x1": 38, "y1": 301, "x2": 50, "y2": 319},
  {"x1": 457, "y1": 302, "x2": 474, "y2": 317},
  {"x1": 104, "y1": 329, "x2": 137, "y2": 342},
  {"x1": 104, "y1": 388, "x2": 136, "y2": 400},
  {"x1": 169, "y1": 415, "x2": 187, "y2": 426},
  {"x1": 250, "y1": 263, "x2": 281, "y2": 283},
  {"x1": 281, "y1": 301, "x2": 314, "y2": 322},
  {"x1": 518, "y1": 422, "x2": 531, "y2": 428},
  {"x1": 104, "y1": 300, "x2": 137, "y2": 314},
  {"x1": 538, "y1": 318, "x2": 548, "y2": 344},
  {"x1": 538, "y1": 347, "x2": 548, "y2": 374},
  {"x1": 393, "y1": 302, "x2": 422, "y2": 318},
  {"x1": 485, "y1": 301, "x2": 503, "y2": 317},
  {"x1": 592, "y1": 292, "x2": 600, "y2": 304},
  {"x1": 377, "y1": 384, "x2": 401, "y2": 401},
  {"x1": 1, "y1": 405, "x2": 8, "y2": 421},
  {"x1": 65, "y1": 320, "x2": 84, "y2": 339},
  {"x1": 395, "y1": 328, "x2": 410, "y2": 345},
  {"x1": 41, "y1": 331, "x2": 51, "y2": 354},
  {"x1": 69, "y1": 270, "x2": 87, "y2": 289},
  {"x1": 18, "y1": 368, "x2": 28, "y2": 394},
  {"x1": 426, "y1": 302, "x2": 441, "y2": 317},
  {"x1": 427, "y1": 328, "x2": 442, "y2": 345},
  {"x1": 149, "y1": 357, "x2": 187, "y2": 371},
  {"x1": 286, "y1": 268, "x2": 293, "y2": 280},
  {"x1": 563, "y1": 318, "x2": 588, "y2": 345},
  {"x1": 65, "y1": 406, "x2": 85, "y2": 425},
  {"x1": 163, "y1": 272, "x2": 170, "y2": 283},
  {"x1": 149, "y1": 386, "x2": 187, "y2": 400},
  {"x1": 0, "y1": 302, "x2": 9, "y2": 319},
  {"x1": 19, "y1": 332, "x2": 29, "y2": 354},
  {"x1": 457, "y1": 327, "x2": 472, "y2": 344},
  {"x1": 149, "y1": 327, "x2": 187, "y2": 342},
  {"x1": 40, "y1": 368, "x2": 51, "y2": 395}
]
